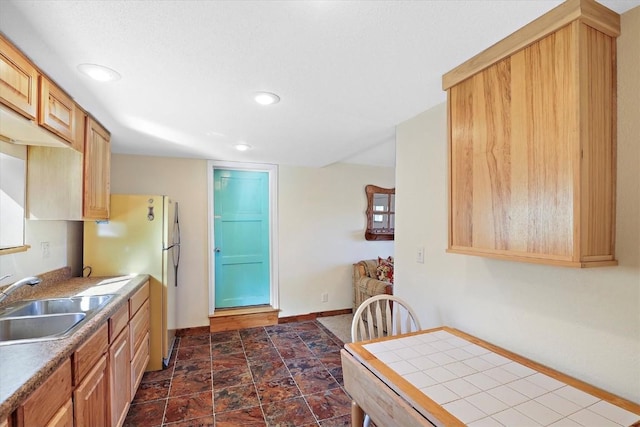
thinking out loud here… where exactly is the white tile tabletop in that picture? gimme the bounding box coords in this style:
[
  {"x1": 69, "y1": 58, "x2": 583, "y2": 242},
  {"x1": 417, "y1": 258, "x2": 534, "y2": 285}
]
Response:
[{"x1": 356, "y1": 329, "x2": 640, "y2": 426}]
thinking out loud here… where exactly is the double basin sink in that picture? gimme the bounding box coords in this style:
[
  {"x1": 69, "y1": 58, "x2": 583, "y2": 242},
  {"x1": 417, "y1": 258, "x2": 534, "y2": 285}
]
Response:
[{"x1": 0, "y1": 294, "x2": 115, "y2": 345}]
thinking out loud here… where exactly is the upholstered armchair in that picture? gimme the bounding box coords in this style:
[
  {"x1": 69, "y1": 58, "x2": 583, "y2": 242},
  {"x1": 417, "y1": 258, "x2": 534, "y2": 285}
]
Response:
[{"x1": 352, "y1": 259, "x2": 393, "y2": 313}]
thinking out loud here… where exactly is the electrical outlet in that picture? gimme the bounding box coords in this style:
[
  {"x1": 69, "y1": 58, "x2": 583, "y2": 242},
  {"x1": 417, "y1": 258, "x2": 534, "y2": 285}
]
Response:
[
  {"x1": 321, "y1": 292, "x2": 328, "y2": 303},
  {"x1": 41, "y1": 241, "x2": 50, "y2": 259},
  {"x1": 416, "y1": 246, "x2": 424, "y2": 263}
]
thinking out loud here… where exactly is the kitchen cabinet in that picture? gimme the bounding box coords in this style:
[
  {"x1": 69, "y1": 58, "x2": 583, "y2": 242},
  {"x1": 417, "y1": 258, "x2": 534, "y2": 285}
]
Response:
[
  {"x1": 129, "y1": 282, "x2": 151, "y2": 395},
  {"x1": 442, "y1": 0, "x2": 619, "y2": 267},
  {"x1": 83, "y1": 117, "x2": 111, "y2": 219},
  {"x1": 74, "y1": 355, "x2": 109, "y2": 427},
  {"x1": 26, "y1": 113, "x2": 111, "y2": 220},
  {"x1": 0, "y1": 34, "x2": 81, "y2": 150},
  {"x1": 0, "y1": 278, "x2": 151, "y2": 427},
  {"x1": 109, "y1": 304, "x2": 131, "y2": 427},
  {"x1": 14, "y1": 359, "x2": 72, "y2": 427},
  {"x1": 0, "y1": 34, "x2": 38, "y2": 120},
  {"x1": 38, "y1": 76, "x2": 77, "y2": 146},
  {"x1": 45, "y1": 399, "x2": 73, "y2": 427}
]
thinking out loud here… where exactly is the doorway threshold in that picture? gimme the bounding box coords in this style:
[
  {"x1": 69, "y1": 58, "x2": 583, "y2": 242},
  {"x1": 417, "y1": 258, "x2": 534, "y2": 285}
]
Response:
[{"x1": 209, "y1": 305, "x2": 279, "y2": 332}]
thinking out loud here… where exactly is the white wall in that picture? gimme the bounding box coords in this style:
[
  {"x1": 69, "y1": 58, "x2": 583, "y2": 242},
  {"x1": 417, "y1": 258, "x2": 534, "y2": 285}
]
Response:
[
  {"x1": 110, "y1": 154, "x2": 210, "y2": 330},
  {"x1": 394, "y1": 7, "x2": 640, "y2": 403},
  {"x1": 278, "y1": 163, "x2": 394, "y2": 317},
  {"x1": 0, "y1": 220, "x2": 82, "y2": 282},
  {"x1": 111, "y1": 154, "x2": 394, "y2": 326}
]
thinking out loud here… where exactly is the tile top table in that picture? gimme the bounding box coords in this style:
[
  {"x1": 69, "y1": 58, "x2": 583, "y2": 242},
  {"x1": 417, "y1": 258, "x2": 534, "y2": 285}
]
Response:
[{"x1": 342, "y1": 327, "x2": 640, "y2": 427}]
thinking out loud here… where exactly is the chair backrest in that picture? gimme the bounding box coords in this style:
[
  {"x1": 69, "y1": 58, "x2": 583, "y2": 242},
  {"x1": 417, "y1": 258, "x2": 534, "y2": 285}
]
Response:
[{"x1": 351, "y1": 294, "x2": 422, "y2": 342}]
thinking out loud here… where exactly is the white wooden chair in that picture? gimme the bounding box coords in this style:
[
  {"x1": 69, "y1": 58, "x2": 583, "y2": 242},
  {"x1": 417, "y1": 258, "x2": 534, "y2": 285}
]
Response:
[{"x1": 350, "y1": 294, "x2": 422, "y2": 427}]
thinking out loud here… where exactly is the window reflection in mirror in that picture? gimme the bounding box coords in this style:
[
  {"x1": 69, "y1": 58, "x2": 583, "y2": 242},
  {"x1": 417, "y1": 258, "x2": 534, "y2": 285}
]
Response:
[
  {"x1": 0, "y1": 140, "x2": 26, "y2": 251},
  {"x1": 365, "y1": 185, "x2": 395, "y2": 240}
]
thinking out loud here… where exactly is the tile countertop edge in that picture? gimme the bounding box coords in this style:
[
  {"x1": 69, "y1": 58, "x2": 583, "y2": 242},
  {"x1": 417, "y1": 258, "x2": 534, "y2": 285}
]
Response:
[{"x1": 0, "y1": 274, "x2": 150, "y2": 420}]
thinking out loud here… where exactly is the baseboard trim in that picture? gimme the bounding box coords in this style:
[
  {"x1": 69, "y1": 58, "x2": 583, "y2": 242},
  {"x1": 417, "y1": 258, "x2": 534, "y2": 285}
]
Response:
[
  {"x1": 176, "y1": 307, "x2": 353, "y2": 334},
  {"x1": 209, "y1": 305, "x2": 280, "y2": 332},
  {"x1": 278, "y1": 308, "x2": 352, "y2": 324}
]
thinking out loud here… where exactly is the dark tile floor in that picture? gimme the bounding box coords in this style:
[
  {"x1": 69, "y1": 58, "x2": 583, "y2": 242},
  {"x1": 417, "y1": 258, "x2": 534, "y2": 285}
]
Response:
[{"x1": 124, "y1": 320, "x2": 352, "y2": 427}]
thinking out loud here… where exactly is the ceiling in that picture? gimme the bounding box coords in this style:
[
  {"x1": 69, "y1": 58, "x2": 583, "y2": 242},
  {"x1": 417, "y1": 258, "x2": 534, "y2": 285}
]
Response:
[{"x1": 1, "y1": 1, "x2": 638, "y2": 168}]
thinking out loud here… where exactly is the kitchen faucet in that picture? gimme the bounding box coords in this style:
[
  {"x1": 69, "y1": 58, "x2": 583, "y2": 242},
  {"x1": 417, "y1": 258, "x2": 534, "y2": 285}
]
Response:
[{"x1": 0, "y1": 276, "x2": 42, "y2": 303}]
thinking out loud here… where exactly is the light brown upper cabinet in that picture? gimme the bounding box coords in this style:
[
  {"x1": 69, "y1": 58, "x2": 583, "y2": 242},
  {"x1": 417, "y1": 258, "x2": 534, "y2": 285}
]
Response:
[
  {"x1": 83, "y1": 117, "x2": 111, "y2": 219},
  {"x1": 39, "y1": 76, "x2": 77, "y2": 145},
  {"x1": 0, "y1": 34, "x2": 38, "y2": 120},
  {"x1": 0, "y1": 34, "x2": 83, "y2": 150},
  {"x1": 27, "y1": 113, "x2": 111, "y2": 221},
  {"x1": 443, "y1": 0, "x2": 619, "y2": 268}
]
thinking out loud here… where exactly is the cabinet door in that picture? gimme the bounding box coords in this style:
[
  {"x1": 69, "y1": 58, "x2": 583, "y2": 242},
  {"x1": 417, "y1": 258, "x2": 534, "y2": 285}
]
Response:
[
  {"x1": 45, "y1": 399, "x2": 73, "y2": 427},
  {"x1": 39, "y1": 76, "x2": 76, "y2": 145},
  {"x1": 74, "y1": 355, "x2": 109, "y2": 427},
  {"x1": 110, "y1": 327, "x2": 131, "y2": 427},
  {"x1": 15, "y1": 359, "x2": 72, "y2": 427},
  {"x1": 83, "y1": 117, "x2": 111, "y2": 219},
  {"x1": 449, "y1": 25, "x2": 578, "y2": 261},
  {"x1": 131, "y1": 332, "x2": 150, "y2": 397},
  {"x1": 0, "y1": 34, "x2": 38, "y2": 119}
]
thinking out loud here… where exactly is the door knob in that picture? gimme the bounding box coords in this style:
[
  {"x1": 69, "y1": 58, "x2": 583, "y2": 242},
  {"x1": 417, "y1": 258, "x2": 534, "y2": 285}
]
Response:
[{"x1": 214, "y1": 247, "x2": 221, "y2": 253}]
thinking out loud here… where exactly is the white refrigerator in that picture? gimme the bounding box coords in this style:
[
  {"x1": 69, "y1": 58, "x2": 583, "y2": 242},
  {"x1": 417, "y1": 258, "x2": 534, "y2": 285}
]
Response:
[{"x1": 83, "y1": 194, "x2": 180, "y2": 371}]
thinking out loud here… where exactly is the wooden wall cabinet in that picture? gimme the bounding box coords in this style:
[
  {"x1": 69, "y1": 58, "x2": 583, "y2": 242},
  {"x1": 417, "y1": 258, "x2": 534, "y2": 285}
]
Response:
[
  {"x1": 26, "y1": 114, "x2": 111, "y2": 220},
  {"x1": 442, "y1": 0, "x2": 619, "y2": 268},
  {"x1": 0, "y1": 34, "x2": 81, "y2": 150},
  {"x1": 38, "y1": 76, "x2": 77, "y2": 145},
  {"x1": 83, "y1": 117, "x2": 111, "y2": 219},
  {"x1": 0, "y1": 34, "x2": 38, "y2": 120}
]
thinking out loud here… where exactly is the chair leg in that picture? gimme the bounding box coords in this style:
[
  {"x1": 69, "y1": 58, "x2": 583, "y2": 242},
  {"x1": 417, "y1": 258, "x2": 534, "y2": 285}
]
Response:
[{"x1": 351, "y1": 401, "x2": 365, "y2": 426}]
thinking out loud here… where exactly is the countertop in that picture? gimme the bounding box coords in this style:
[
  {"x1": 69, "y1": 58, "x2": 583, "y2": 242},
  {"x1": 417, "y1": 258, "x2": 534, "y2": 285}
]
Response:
[{"x1": 0, "y1": 274, "x2": 149, "y2": 420}]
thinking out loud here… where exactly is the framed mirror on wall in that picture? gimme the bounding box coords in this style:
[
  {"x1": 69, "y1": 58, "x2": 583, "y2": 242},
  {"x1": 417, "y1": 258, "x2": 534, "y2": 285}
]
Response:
[{"x1": 365, "y1": 185, "x2": 394, "y2": 241}]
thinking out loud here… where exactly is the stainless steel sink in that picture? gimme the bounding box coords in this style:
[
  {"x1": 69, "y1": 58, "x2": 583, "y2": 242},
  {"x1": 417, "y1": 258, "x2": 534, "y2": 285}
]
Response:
[
  {"x1": 0, "y1": 294, "x2": 115, "y2": 317},
  {"x1": 0, "y1": 313, "x2": 86, "y2": 341},
  {"x1": 0, "y1": 294, "x2": 116, "y2": 345}
]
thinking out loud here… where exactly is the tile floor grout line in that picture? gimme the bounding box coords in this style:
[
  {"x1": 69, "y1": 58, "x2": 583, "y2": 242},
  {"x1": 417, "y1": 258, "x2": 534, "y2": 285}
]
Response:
[
  {"x1": 128, "y1": 321, "x2": 352, "y2": 426},
  {"x1": 244, "y1": 326, "x2": 270, "y2": 425}
]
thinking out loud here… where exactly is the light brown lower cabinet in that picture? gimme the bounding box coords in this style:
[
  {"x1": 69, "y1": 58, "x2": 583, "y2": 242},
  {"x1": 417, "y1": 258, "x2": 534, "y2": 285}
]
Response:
[
  {"x1": 9, "y1": 283, "x2": 151, "y2": 427},
  {"x1": 131, "y1": 331, "x2": 150, "y2": 397},
  {"x1": 74, "y1": 355, "x2": 109, "y2": 427},
  {"x1": 45, "y1": 399, "x2": 73, "y2": 427},
  {"x1": 109, "y1": 326, "x2": 131, "y2": 427},
  {"x1": 15, "y1": 359, "x2": 72, "y2": 427}
]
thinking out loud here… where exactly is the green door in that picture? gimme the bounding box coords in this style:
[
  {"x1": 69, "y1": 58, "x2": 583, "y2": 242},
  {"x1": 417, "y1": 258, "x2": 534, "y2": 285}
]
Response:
[{"x1": 214, "y1": 169, "x2": 270, "y2": 308}]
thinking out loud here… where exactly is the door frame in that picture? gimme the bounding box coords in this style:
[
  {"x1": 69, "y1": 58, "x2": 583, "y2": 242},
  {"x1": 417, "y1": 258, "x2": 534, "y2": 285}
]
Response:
[{"x1": 207, "y1": 160, "x2": 279, "y2": 315}]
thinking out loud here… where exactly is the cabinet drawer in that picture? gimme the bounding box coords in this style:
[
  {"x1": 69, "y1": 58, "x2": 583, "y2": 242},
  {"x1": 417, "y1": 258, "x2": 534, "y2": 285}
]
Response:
[
  {"x1": 131, "y1": 332, "x2": 150, "y2": 397},
  {"x1": 0, "y1": 34, "x2": 38, "y2": 119},
  {"x1": 16, "y1": 359, "x2": 72, "y2": 427},
  {"x1": 109, "y1": 303, "x2": 129, "y2": 343},
  {"x1": 74, "y1": 323, "x2": 108, "y2": 385},
  {"x1": 129, "y1": 299, "x2": 149, "y2": 360},
  {"x1": 129, "y1": 281, "x2": 149, "y2": 318}
]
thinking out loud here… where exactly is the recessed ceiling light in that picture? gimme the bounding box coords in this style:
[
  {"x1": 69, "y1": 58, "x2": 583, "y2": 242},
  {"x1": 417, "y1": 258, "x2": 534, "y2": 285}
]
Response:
[
  {"x1": 77, "y1": 63, "x2": 121, "y2": 82},
  {"x1": 254, "y1": 92, "x2": 280, "y2": 105},
  {"x1": 234, "y1": 143, "x2": 252, "y2": 152}
]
